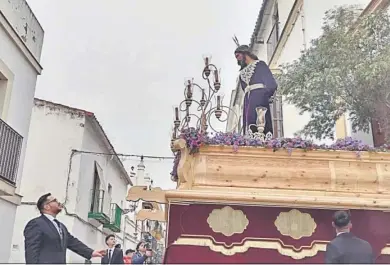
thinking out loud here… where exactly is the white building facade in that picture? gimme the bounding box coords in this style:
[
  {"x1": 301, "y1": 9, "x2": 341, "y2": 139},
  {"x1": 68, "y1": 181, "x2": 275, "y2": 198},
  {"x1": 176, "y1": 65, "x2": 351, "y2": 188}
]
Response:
[
  {"x1": 227, "y1": 0, "x2": 388, "y2": 144},
  {"x1": 10, "y1": 99, "x2": 138, "y2": 263},
  {"x1": 127, "y1": 158, "x2": 167, "y2": 263},
  {"x1": 0, "y1": 0, "x2": 44, "y2": 262}
]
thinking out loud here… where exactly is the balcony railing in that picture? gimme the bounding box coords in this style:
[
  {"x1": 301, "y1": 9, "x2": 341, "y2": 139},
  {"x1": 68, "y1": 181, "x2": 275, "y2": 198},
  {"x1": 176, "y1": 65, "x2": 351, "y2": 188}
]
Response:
[
  {"x1": 88, "y1": 189, "x2": 110, "y2": 224},
  {"x1": 0, "y1": 119, "x2": 23, "y2": 184},
  {"x1": 103, "y1": 203, "x2": 123, "y2": 232}
]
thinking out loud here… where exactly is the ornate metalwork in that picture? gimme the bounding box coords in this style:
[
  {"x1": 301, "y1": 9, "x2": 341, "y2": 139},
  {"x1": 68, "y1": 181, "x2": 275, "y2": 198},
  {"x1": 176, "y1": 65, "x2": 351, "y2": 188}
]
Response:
[
  {"x1": 171, "y1": 55, "x2": 239, "y2": 140},
  {"x1": 246, "y1": 106, "x2": 273, "y2": 141}
]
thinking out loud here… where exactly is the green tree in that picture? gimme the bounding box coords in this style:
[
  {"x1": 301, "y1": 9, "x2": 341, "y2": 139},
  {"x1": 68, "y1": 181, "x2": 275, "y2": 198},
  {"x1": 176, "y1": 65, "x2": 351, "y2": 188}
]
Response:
[{"x1": 277, "y1": 6, "x2": 390, "y2": 145}]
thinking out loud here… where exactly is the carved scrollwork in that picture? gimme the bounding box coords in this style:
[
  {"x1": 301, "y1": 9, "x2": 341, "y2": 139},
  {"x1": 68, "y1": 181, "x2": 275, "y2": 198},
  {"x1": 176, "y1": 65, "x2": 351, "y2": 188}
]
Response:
[{"x1": 172, "y1": 139, "x2": 194, "y2": 189}]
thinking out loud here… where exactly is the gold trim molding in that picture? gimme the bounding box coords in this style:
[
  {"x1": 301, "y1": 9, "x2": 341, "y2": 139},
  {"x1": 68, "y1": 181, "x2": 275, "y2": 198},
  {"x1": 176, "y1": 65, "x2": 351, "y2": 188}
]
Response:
[
  {"x1": 173, "y1": 236, "x2": 327, "y2": 259},
  {"x1": 207, "y1": 206, "x2": 249, "y2": 236},
  {"x1": 172, "y1": 236, "x2": 390, "y2": 259},
  {"x1": 274, "y1": 209, "x2": 317, "y2": 239},
  {"x1": 381, "y1": 244, "x2": 390, "y2": 255}
]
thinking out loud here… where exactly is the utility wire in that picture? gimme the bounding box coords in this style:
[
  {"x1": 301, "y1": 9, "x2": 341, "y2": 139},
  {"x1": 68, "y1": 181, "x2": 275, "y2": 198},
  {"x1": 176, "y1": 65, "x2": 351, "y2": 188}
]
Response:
[{"x1": 72, "y1": 149, "x2": 175, "y2": 160}]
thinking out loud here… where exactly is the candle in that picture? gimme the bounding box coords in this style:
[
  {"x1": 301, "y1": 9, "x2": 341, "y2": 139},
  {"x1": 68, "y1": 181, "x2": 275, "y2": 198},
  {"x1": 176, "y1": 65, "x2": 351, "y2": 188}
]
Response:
[
  {"x1": 213, "y1": 69, "x2": 219, "y2": 83},
  {"x1": 203, "y1": 54, "x2": 212, "y2": 66},
  {"x1": 217, "y1": 95, "x2": 221, "y2": 109},
  {"x1": 201, "y1": 89, "x2": 205, "y2": 100},
  {"x1": 186, "y1": 84, "x2": 192, "y2": 99},
  {"x1": 175, "y1": 107, "x2": 179, "y2": 120}
]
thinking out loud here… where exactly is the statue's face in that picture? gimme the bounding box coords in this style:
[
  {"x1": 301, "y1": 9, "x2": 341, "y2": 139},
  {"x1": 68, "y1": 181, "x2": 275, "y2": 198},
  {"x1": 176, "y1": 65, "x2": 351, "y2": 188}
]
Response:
[{"x1": 235, "y1": 52, "x2": 247, "y2": 68}]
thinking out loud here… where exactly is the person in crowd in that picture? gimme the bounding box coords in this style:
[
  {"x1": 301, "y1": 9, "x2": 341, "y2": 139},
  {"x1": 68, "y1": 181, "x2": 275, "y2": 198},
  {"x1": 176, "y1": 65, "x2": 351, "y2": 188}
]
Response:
[
  {"x1": 132, "y1": 242, "x2": 152, "y2": 264},
  {"x1": 124, "y1": 249, "x2": 135, "y2": 264},
  {"x1": 115, "y1": 244, "x2": 122, "y2": 249},
  {"x1": 325, "y1": 210, "x2": 374, "y2": 263},
  {"x1": 24, "y1": 193, "x2": 105, "y2": 263},
  {"x1": 101, "y1": 234, "x2": 124, "y2": 264}
]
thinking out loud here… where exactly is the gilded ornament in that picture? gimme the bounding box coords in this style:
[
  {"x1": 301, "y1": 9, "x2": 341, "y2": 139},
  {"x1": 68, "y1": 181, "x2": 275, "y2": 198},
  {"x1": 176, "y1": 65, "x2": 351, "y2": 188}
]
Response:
[
  {"x1": 207, "y1": 206, "x2": 249, "y2": 236},
  {"x1": 274, "y1": 209, "x2": 317, "y2": 239},
  {"x1": 173, "y1": 236, "x2": 327, "y2": 259}
]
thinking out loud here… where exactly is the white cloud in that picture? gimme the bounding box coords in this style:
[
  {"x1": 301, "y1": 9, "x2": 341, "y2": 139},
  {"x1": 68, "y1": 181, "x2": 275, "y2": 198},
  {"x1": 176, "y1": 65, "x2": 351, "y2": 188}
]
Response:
[{"x1": 28, "y1": 0, "x2": 261, "y2": 190}]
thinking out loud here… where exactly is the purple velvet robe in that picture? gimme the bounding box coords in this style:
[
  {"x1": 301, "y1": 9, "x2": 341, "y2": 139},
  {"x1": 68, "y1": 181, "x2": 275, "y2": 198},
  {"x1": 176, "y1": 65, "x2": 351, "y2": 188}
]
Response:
[{"x1": 239, "y1": 60, "x2": 278, "y2": 135}]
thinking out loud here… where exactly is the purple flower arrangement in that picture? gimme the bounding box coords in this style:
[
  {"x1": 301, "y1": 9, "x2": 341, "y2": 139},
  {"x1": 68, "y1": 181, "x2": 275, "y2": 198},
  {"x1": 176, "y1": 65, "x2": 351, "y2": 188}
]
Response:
[{"x1": 170, "y1": 128, "x2": 390, "y2": 181}]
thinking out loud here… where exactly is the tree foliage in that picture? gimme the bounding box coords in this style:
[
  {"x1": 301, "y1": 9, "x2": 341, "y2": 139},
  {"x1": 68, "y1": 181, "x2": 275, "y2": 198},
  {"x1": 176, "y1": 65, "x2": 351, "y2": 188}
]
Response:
[{"x1": 277, "y1": 6, "x2": 390, "y2": 141}]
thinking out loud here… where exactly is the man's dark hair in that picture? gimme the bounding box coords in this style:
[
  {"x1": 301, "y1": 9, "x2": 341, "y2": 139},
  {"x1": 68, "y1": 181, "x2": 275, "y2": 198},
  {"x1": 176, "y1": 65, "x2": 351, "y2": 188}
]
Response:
[
  {"x1": 125, "y1": 249, "x2": 135, "y2": 255},
  {"x1": 37, "y1": 193, "x2": 51, "y2": 213},
  {"x1": 136, "y1": 241, "x2": 144, "y2": 251},
  {"x1": 333, "y1": 210, "x2": 351, "y2": 228},
  {"x1": 105, "y1": 234, "x2": 115, "y2": 244}
]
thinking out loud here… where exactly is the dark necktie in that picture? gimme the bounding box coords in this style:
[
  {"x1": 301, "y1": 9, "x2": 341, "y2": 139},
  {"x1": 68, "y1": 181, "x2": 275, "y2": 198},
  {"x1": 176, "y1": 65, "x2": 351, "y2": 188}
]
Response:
[
  {"x1": 53, "y1": 219, "x2": 63, "y2": 240},
  {"x1": 108, "y1": 249, "x2": 112, "y2": 264}
]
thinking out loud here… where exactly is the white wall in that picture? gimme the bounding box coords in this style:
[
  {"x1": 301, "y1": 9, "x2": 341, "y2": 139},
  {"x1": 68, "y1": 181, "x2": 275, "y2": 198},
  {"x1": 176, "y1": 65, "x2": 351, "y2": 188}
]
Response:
[
  {"x1": 10, "y1": 102, "x2": 135, "y2": 263},
  {"x1": 0, "y1": 199, "x2": 17, "y2": 262},
  {"x1": 0, "y1": 8, "x2": 40, "y2": 193},
  {"x1": 67, "y1": 116, "x2": 133, "y2": 262},
  {"x1": 18, "y1": 102, "x2": 85, "y2": 202},
  {"x1": 0, "y1": 0, "x2": 44, "y2": 61},
  {"x1": 10, "y1": 102, "x2": 85, "y2": 263},
  {"x1": 275, "y1": 2, "x2": 308, "y2": 138},
  {"x1": 0, "y1": 1, "x2": 43, "y2": 261}
]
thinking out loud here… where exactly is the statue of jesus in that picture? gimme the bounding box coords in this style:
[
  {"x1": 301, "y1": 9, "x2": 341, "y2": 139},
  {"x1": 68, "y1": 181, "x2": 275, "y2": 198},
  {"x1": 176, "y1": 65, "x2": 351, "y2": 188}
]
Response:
[{"x1": 234, "y1": 44, "x2": 278, "y2": 136}]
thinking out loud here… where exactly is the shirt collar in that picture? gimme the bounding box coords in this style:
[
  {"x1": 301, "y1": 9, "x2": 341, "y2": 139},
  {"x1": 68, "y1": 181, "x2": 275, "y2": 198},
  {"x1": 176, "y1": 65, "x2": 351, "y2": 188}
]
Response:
[
  {"x1": 43, "y1": 213, "x2": 55, "y2": 222},
  {"x1": 337, "y1": 231, "x2": 348, "y2": 236}
]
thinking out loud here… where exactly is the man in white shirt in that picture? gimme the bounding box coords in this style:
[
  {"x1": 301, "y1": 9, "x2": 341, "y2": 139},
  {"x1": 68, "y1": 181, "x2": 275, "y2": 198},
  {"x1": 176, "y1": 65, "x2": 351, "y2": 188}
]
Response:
[
  {"x1": 24, "y1": 193, "x2": 106, "y2": 264},
  {"x1": 101, "y1": 234, "x2": 124, "y2": 264}
]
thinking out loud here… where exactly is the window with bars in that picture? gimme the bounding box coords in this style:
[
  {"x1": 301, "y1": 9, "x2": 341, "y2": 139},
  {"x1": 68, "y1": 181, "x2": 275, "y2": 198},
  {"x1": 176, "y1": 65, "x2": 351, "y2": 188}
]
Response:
[{"x1": 0, "y1": 118, "x2": 23, "y2": 184}]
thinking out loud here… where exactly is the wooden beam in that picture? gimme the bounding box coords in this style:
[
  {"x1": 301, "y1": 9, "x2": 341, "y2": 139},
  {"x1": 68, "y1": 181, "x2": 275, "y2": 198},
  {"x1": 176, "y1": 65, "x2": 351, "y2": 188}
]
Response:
[
  {"x1": 136, "y1": 209, "x2": 166, "y2": 222},
  {"x1": 127, "y1": 186, "x2": 167, "y2": 204}
]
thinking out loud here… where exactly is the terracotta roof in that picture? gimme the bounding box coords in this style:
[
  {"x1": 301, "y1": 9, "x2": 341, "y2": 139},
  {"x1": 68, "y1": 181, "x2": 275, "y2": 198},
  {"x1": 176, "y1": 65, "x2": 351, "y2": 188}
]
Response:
[{"x1": 34, "y1": 98, "x2": 132, "y2": 185}]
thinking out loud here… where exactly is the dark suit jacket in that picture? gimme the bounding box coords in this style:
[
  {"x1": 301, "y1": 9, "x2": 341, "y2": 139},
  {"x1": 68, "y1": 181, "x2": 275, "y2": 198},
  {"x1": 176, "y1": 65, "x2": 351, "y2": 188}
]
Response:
[
  {"x1": 325, "y1": 232, "x2": 374, "y2": 263},
  {"x1": 132, "y1": 252, "x2": 147, "y2": 264},
  {"x1": 24, "y1": 215, "x2": 94, "y2": 264},
  {"x1": 101, "y1": 248, "x2": 124, "y2": 264}
]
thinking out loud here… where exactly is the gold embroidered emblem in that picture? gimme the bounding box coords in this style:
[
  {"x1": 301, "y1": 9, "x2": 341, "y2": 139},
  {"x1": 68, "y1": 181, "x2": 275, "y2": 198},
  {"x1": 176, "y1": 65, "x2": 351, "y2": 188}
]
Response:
[
  {"x1": 274, "y1": 209, "x2": 317, "y2": 239},
  {"x1": 207, "y1": 206, "x2": 249, "y2": 236}
]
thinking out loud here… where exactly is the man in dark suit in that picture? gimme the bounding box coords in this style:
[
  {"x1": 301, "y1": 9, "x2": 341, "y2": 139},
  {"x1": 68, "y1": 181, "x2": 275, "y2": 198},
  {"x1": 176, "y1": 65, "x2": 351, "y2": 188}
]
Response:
[
  {"x1": 101, "y1": 234, "x2": 124, "y2": 264},
  {"x1": 325, "y1": 210, "x2": 374, "y2": 263},
  {"x1": 24, "y1": 193, "x2": 106, "y2": 264}
]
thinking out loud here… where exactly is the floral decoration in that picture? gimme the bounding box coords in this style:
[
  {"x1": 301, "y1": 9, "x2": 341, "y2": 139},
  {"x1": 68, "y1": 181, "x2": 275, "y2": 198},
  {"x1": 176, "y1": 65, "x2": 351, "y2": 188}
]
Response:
[{"x1": 170, "y1": 128, "x2": 390, "y2": 181}]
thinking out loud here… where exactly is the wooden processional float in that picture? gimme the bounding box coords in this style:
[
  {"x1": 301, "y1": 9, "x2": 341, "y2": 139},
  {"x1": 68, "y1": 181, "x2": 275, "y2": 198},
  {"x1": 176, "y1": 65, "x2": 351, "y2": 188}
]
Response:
[
  {"x1": 127, "y1": 53, "x2": 390, "y2": 263},
  {"x1": 127, "y1": 138, "x2": 390, "y2": 263}
]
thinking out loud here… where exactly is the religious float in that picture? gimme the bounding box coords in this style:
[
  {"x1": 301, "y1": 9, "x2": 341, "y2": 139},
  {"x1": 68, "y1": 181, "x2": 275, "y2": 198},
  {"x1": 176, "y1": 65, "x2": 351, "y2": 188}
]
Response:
[{"x1": 127, "y1": 50, "x2": 390, "y2": 263}]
